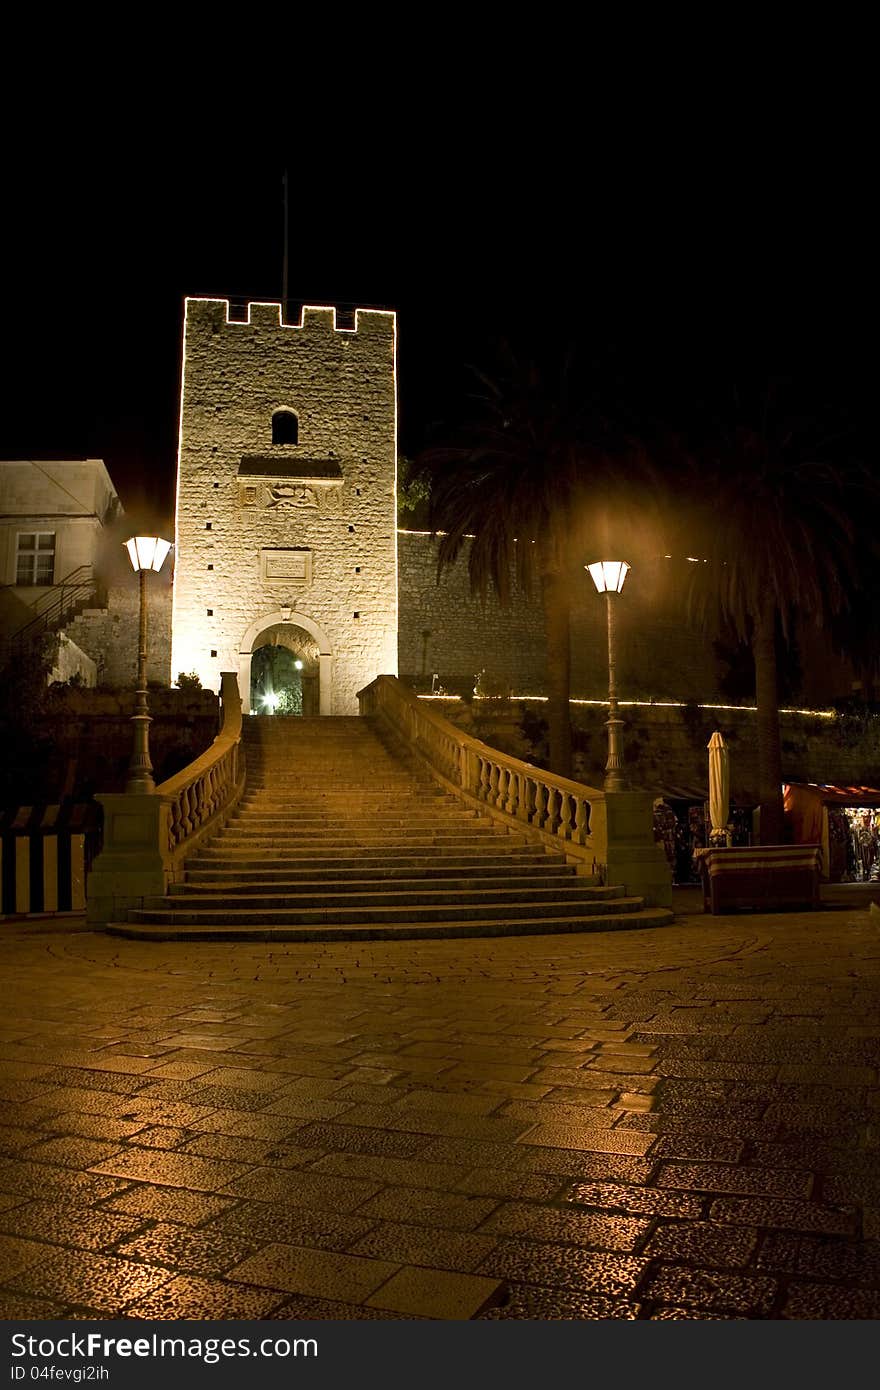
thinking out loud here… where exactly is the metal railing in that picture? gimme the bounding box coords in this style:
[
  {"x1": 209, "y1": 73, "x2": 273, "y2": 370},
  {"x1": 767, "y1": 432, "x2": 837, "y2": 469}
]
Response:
[{"x1": 7, "y1": 566, "x2": 101, "y2": 654}]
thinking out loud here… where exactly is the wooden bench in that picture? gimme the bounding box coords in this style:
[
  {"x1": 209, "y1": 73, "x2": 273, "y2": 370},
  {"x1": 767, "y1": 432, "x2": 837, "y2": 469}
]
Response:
[{"x1": 694, "y1": 845, "x2": 821, "y2": 914}]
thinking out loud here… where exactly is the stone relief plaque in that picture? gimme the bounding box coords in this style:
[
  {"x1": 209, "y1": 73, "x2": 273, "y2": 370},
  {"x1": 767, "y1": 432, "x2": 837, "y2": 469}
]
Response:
[{"x1": 266, "y1": 482, "x2": 318, "y2": 509}]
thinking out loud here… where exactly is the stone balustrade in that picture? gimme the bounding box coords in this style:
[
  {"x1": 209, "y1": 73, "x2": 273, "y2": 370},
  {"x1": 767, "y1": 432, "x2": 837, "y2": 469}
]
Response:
[
  {"x1": 358, "y1": 674, "x2": 673, "y2": 907},
  {"x1": 359, "y1": 674, "x2": 602, "y2": 857},
  {"x1": 158, "y1": 676, "x2": 244, "y2": 855},
  {"x1": 86, "y1": 672, "x2": 245, "y2": 924}
]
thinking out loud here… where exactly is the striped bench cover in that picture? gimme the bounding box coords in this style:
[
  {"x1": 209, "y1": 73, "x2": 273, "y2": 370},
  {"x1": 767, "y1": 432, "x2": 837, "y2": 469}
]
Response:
[{"x1": 694, "y1": 845, "x2": 821, "y2": 914}]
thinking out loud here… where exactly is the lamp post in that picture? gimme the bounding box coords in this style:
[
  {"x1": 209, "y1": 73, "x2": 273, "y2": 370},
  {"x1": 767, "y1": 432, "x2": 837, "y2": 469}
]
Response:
[
  {"x1": 586, "y1": 559, "x2": 630, "y2": 792},
  {"x1": 124, "y1": 535, "x2": 172, "y2": 793}
]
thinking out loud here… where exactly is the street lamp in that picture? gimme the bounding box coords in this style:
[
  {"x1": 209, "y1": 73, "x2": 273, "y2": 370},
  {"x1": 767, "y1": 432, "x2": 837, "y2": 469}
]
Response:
[
  {"x1": 124, "y1": 536, "x2": 172, "y2": 793},
  {"x1": 586, "y1": 559, "x2": 630, "y2": 792}
]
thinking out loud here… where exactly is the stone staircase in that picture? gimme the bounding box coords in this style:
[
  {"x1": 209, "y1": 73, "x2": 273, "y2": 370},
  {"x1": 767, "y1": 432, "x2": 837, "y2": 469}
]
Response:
[{"x1": 109, "y1": 716, "x2": 674, "y2": 941}]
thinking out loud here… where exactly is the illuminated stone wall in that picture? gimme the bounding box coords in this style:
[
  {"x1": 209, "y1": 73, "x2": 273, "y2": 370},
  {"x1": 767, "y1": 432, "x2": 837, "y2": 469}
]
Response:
[
  {"x1": 171, "y1": 300, "x2": 398, "y2": 713},
  {"x1": 396, "y1": 533, "x2": 722, "y2": 702},
  {"x1": 396, "y1": 533, "x2": 856, "y2": 706}
]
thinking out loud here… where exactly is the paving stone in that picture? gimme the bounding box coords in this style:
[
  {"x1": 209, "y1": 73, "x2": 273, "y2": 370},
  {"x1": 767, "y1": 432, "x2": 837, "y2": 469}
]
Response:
[
  {"x1": 756, "y1": 1231, "x2": 880, "y2": 1281},
  {"x1": 100, "y1": 1186, "x2": 238, "y2": 1226},
  {"x1": 564, "y1": 1182, "x2": 704, "y2": 1218},
  {"x1": 268, "y1": 1294, "x2": 423, "y2": 1319},
  {"x1": 227, "y1": 1243, "x2": 399, "y2": 1302},
  {"x1": 188, "y1": 1085, "x2": 275, "y2": 1112},
  {"x1": 223, "y1": 1167, "x2": 383, "y2": 1212},
  {"x1": 641, "y1": 1265, "x2": 778, "y2": 1315},
  {"x1": 126, "y1": 1126, "x2": 191, "y2": 1150},
  {"x1": 36, "y1": 1112, "x2": 147, "y2": 1142},
  {"x1": 657, "y1": 1162, "x2": 812, "y2": 1198},
  {"x1": 478, "y1": 1200, "x2": 649, "y2": 1251},
  {"x1": 0, "y1": 1294, "x2": 69, "y2": 1319},
  {"x1": 194, "y1": 1066, "x2": 290, "y2": 1092},
  {"x1": 781, "y1": 1283, "x2": 880, "y2": 1319},
  {"x1": 415, "y1": 1136, "x2": 526, "y2": 1169},
  {"x1": 0, "y1": 1126, "x2": 41, "y2": 1155},
  {"x1": 19, "y1": 1136, "x2": 127, "y2": 1169},
  {"x1": 117, "y1": 1221, "x2": 259, "y2": 1275},
  {"x1": 143, "y1": 1059, "x2": 219, "y2": 1081},
  {"x1": 355, "y1": 1186, "x2": 499, "y2": 1231},
  {"x1": 291, "y1": 1121, "x2": 431, "y2": 1159},
  {"x1": 0, "y1": 1159, "x2": 128, "y2": 1203},
  {"x1": 820, "y1": 1172, "x2": 880, "y2": 1205},
  {"x1": 0, "y1": 1200, "x2": 149, "y2": 1252},
  {"x1": 364, "y1": 1264, "x2": 506, "y2": 1319},
  {"x1": 90, "y1": 1147, "x2": 258, "y2": 1192},
  {"x1": 40, "y1": 1067, "x2": 150, "y2": 1093},
  {"x1": 348, "y1": 1220, "x2": 498, "y2": 1272},
  {"x1": 210, "y1": 1201, "x2": 375, "y2": 1251},
  {"x1": 501, "y1": 1101, "x2": 617, "y2": 1129},
  {"x1": 710, "y1": 1197, "x2": 858, "y2": 1236},
  {"x1": 454, "y1": 1169, "x2": 565, "y2": 1201},
  {"x1": 8, "y1": 1248, "x2": 175, "y2": 1312},
  {"x1": 126, "y1": 1274, "x2": 287, "y2": 1319},
  {"x1": 311, "y1": 1153, "x2": 469, "y2": 1192},
  {"x1": 0, "y1": 1233, "x2": 50, "y2": 1281},
  {"x1": 477, "y1": 1239, "x2": 648, "y2": 1296},
  {"x1": 478, "y1": 1282, "x2": 640, "y2": 1319},
  {"x1": 645, "y1": 1221, "x2": 759, "y2": 1267},
  {"x1": 518, "y1": 1123, "x2": 656, "y2": 1156},
  {"x1": 648, "y1": 1306, "x2": 745, "y2": 1319},
  {"x1": 654, "y1": 1134, "x2": 745, "y2": 1163},
  {"x1": 187, "y1": 1109, "x2": 302, "y2": 1140},
  {"x1": 180, "y1": 1133, "x2": 318, "y2": 1166}
]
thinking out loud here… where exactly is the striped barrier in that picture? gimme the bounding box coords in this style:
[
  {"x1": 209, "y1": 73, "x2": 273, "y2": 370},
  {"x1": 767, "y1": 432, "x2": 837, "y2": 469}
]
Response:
[{"x1": 0, "y1": 804, "x2": 102, "y2": 918}]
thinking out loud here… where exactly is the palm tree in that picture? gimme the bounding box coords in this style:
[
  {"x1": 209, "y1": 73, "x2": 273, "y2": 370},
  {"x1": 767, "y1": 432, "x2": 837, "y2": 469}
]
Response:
[
  {"x1": 414, "y1": 345, "x2": 649, "y2": 778},
  {"x1": 669, "y1": 378, "x2": 867, "y2": 843}
]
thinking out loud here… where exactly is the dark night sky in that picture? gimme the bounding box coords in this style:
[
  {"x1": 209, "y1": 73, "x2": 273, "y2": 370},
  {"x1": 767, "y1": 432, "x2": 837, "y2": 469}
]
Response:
[{"x1": 3, "y1": 110, "x2": 872, "y2": 531}]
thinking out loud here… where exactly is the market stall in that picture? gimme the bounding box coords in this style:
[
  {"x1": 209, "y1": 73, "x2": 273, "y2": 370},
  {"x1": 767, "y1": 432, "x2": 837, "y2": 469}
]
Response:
[{"x1": 783, "y1": 783, "x2": 880, "y2": 882}]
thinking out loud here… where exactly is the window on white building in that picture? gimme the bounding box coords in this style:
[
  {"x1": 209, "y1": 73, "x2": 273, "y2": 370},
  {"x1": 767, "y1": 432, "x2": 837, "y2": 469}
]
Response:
[{"x1": 16, "y1": 532, "x2": 56, "y2": 586}]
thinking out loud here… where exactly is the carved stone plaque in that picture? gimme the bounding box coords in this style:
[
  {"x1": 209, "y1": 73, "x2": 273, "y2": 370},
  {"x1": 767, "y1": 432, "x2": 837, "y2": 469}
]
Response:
[{"x1": 261, "y1": 548, "x2": 312, "y2": 584}]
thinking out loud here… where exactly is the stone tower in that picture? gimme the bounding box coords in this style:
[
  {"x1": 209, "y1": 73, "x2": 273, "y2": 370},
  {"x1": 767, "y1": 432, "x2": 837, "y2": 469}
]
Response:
[{"x1": 171, "y1": 299, "x2": 398, "y2": 714}]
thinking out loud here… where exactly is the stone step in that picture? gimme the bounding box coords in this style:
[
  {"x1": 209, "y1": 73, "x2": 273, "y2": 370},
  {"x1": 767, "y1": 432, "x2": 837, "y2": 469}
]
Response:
[
  {"x1": 225, "y1": 811, "x2": 480, "y2": 826},
  {"x1": 108, "y1": 906, "x2": 675, "y2": 942},
  {"x1": 127, "y1": 895, "x2": 648, "y2": 926},
  {"x1": 192, "y1": 845, "x2": 558, "y2": 864},
  {"x1": 159, "y1": 882, "x2": 622, "y2": 909},
  {"x1": 215, "y1": 825, "x2": 512, "y2": 842},
  {"x1": 183, "y1": 864, "x2": 589, "y2": 885}
]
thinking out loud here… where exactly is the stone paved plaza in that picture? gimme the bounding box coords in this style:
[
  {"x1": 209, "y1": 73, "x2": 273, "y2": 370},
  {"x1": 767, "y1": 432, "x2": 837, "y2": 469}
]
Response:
[{"x1": 1, "y1": 893, "x2": 879, "y2": 1320}]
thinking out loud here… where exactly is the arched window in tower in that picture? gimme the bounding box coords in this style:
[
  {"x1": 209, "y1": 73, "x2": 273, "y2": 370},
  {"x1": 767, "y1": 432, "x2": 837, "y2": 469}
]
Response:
[{"x1": 272, "y1": 408, "x2": 299, "y2": 445}]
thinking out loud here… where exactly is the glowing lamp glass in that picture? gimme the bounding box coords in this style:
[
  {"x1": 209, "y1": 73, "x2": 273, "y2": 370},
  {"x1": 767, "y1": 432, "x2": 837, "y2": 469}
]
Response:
[
  {"x1": 294, "y1": 660, "x2": 304, "y2": 670},
  {"x1": 586, "y1": 560, "x2": 630, "y2": 594},
  {"x1": 262, "y1": 693, "x2": 280, "y2": 711},
  {"x1": 125, "y1": 536, "x2": 173, "y2": 573}
]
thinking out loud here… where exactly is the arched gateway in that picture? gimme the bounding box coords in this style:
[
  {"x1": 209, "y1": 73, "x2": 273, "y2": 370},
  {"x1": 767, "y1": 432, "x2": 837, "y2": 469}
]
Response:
[
  {"x1": 239, "y1": 609, "x2": 333, "y2": 715},
  {"x1": 171, "y1": 298, "x2": 398, "y2": 713}
]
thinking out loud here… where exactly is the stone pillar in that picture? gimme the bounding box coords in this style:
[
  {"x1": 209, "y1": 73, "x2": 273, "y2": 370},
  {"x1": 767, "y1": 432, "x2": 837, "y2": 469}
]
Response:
[
  {"x1": 86, "y1": 793, "x2": 170, "y2": 926},
  {"x1": 590, "y1": 791, "x2": 672, "y2": 908}
]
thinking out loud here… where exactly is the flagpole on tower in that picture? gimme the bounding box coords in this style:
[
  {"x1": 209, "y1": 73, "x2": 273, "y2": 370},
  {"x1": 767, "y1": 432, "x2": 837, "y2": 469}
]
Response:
[{"x1": 282, "y1": 168, "x2": 289, "y2": 324}]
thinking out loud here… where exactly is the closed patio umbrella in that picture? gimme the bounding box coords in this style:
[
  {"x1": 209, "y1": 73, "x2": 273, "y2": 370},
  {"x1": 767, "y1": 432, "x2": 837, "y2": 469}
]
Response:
[{"x1": 708, "y1": 730, "x2": 730, "y2": 846}]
